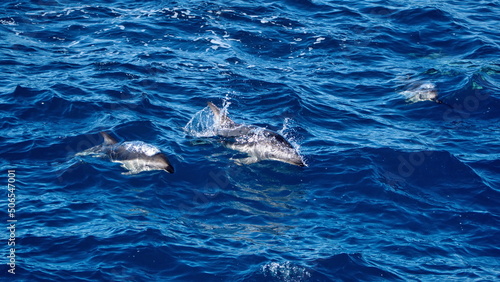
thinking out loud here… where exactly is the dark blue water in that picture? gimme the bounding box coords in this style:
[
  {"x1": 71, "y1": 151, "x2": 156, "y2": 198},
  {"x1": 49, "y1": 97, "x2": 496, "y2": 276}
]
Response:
[{"x1": 1, "y1": 0, "x2": 499, "y2": 280}]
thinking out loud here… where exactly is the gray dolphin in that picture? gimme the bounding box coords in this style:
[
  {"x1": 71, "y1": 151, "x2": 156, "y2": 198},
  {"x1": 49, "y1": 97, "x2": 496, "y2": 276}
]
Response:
[
  {"x1": 76, "y1": 132, "x2": 174, "y2": 174},
  {"x1": 207, "y1": 102, "x2": 306, "y2": 167},
  {"x1": 399, "y1": 81, "x2": 452, "y2": 107}
]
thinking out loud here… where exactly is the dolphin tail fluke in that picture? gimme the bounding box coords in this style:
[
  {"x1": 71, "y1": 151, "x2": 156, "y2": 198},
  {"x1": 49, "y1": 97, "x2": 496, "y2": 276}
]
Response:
[{"x1": 100, "y1": 132, "x2": 118, "y2": 145}]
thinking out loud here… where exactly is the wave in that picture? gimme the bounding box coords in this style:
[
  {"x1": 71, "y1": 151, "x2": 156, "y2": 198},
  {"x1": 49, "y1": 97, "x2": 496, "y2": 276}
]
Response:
[{"x1": 2, "y1": 0, "x2": 499, "y2": 280}]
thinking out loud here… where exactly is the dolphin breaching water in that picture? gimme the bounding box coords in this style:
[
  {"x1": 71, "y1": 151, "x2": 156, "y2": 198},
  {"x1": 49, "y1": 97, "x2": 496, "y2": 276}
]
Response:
[
  {"x1": 76, "y1": 132, "x2": 174, "y2": 175},
  {"x1": 187, "y1": 102, "x2": 306, "y2": 167}
]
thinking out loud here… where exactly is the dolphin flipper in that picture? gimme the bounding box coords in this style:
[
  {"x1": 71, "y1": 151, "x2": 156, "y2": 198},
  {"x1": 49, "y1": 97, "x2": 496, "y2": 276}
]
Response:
[
  {"x1": 119, "y1": 162, "x2": 136, "y2": 175},
  {"x1": 233, "y1": 156, "x2": 259, "y2": 165}
]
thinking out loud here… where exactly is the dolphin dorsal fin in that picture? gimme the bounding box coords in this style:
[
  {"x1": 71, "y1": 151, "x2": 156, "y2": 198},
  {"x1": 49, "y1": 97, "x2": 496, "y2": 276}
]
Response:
[
  {"x1": 100, "y1": 132, "x2": 118, "y2": 145},
  {"x1": 207, "y1": 102, "x2": 236, "y2": 127}
]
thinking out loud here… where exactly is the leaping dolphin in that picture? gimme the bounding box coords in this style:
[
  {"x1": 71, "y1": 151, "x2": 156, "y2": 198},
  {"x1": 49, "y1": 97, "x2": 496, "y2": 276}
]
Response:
[
  {"x1": 207, "y1": 102, "x2": 306, "y2": 167},
  {"x1": 76, "y1": 132, "x2": 174, "y2": 174}
]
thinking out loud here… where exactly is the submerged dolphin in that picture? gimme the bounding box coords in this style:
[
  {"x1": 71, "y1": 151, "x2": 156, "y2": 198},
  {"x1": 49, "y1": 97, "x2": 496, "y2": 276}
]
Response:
[
  {"x1": 400, "y1": 82, "x2": 439, "y2": 103},
  {"x1": 399, "y1": 81, "x2": 452, "y2": 107},
  {"x1": 207, "y1": 102, "x2": 306, "y2": 167},
  {"x1": 76, "y1": 132, "x2": 174, "y2": 174}
]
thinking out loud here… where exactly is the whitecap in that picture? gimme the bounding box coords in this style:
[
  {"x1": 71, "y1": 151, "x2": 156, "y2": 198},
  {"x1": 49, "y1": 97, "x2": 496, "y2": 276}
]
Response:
[{"x1": 261, "y1": 261, "x2": 312, "y2": 281}]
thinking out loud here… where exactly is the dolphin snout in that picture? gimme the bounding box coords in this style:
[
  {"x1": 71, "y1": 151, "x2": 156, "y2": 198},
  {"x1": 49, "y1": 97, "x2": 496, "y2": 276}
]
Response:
[
  {"x1": 291, "y1": 158, "x2": 306, "y2": 167},
  {"x1": 164, "y1": 165, "x2": 175, "y2": 173}
]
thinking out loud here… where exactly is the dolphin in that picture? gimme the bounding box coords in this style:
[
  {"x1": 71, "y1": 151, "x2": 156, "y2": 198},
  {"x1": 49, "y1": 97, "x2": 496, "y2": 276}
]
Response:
[
  {"x1": 76, "y1": 132, "x2": 174, "y2": 174},
  {"x1": 207, "y1": 102, "x2": 306, "y2": 167},
  {"x1": 400, "y1": 82, "x2": 439, "y2": 103},
  {"x1": 399, "y1": 81, "x2": 452, "y2": 107}
]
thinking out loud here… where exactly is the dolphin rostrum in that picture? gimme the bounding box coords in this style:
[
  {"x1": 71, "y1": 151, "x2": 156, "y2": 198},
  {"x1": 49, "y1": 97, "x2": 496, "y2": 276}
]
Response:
[
  {"x1": 207, "y1": 102, "x2": 306, "y2": 167},
  {"x1": 76, "y1": 132, "x2": 174, "y2": 174}
]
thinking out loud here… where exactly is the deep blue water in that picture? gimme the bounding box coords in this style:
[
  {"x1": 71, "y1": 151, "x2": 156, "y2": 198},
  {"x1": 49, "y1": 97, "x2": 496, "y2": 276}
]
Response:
[{"x1": 1, "y1": 0, "x2": 500, "y2": 280}]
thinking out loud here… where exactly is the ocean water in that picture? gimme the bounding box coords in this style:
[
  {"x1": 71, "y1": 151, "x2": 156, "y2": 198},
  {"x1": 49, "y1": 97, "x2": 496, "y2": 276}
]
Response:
[{"x1": 1, "y1": 0, "x2": 499, "y2": 280}]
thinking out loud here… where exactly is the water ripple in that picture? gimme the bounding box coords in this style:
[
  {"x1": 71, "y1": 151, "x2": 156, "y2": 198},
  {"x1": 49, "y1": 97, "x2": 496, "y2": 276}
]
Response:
[{"x1": 1, "y1": 0, "x2": 499, "y2": 280}]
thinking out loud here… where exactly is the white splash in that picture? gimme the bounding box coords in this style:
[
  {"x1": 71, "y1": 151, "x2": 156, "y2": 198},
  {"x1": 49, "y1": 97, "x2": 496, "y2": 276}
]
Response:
[
  {"x1": 261, "y1": 261, "x2": 311, "y2": 281},
  {"x1": 184, "y1": 106, "x2": 218, "y2": 137},
  {"x1": 184, "y1": 100, "x2": 232, "y2": 137},
  {"x1": 278, "y1": 118, "x2": 304, "y2": 163},
  {"x1": 313, "y1": 36, "x2": 326, "y2": 44}
]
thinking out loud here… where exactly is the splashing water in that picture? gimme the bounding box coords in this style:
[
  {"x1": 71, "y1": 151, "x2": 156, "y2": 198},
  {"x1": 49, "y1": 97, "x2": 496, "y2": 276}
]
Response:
[
  {"x1": 184, "y1": 106, "x2": 217, "y2": 137},
  {"x1": 278, "y1": 117, "x2": 304, "y2": 160},
  {"x1": 184, "y1": 100, "x2": 232, "y2": 137},
  {"x1": 261, "y1": 261, "x2": 312, "y2": 282}
]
